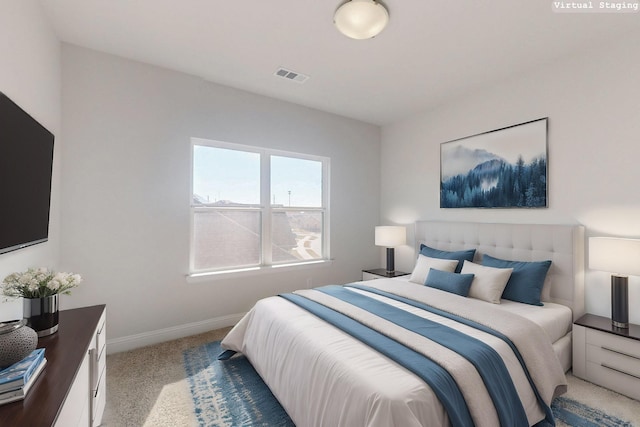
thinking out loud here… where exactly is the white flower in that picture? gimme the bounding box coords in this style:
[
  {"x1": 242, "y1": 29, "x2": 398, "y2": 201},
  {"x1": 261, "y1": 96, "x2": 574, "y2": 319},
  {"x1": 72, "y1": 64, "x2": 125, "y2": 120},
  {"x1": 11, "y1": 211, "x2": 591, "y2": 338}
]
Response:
[{"x1": 2, "y1": 267, "x2": 82, "y2": 298}]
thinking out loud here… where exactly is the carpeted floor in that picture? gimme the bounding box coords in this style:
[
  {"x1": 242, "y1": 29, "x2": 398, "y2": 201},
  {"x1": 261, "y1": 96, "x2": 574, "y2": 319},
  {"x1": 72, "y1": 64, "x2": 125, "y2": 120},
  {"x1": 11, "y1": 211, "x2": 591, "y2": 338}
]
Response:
[
  {"x1": 104, "y1": 328, "x2": 640, "y2": 426},
  {"x1": 103, "y1": 327, "x2": 231, "y2": 427}
]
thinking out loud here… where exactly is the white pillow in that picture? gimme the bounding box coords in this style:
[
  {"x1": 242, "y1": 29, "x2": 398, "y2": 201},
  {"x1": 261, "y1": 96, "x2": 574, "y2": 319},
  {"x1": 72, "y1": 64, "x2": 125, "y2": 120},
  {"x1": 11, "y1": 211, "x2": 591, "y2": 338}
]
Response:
[
  {"x1": 460, "y1": 260, "x2": 513, "y2": 304},
  {"x1": 409, "y1": 255, "x2": 459, "y2": 284}
]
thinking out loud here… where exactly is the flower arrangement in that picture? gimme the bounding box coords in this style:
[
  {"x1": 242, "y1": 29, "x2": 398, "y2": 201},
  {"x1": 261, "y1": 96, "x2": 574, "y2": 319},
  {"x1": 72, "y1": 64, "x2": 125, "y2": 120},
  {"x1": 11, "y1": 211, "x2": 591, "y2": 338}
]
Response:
[{"x1": 2, "y1": 267, "x2": 82, "y2": 299}]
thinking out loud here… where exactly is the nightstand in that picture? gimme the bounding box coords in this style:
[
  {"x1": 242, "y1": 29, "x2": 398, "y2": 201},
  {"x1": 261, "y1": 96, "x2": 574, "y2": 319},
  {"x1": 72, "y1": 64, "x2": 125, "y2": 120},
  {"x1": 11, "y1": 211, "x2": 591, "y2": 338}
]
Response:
[
  {"x1": 362, "y1": 269, "x2": 409, "y2": 281},
  {"x1": 572, "y1": 313, "x2": 640, "y2": 401}
]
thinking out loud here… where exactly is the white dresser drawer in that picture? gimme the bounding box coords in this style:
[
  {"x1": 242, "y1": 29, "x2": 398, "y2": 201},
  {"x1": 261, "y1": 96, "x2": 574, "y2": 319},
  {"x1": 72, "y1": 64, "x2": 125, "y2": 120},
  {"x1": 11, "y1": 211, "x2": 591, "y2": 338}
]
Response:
[
  {"x1": 362, "y1": 272, "x2": 380, "y2": 281},
  {"x1": 95, "y1": 309, "x2": 107, "y2": 357},
  {"x1": 91, "y1": 308, "x2": 107, "y2": 426},
  {"x1": 92, "y1": 363, "x2": 106, "y2": 427},
  {"x1": 55, "y1": 352, "x2": 91, "y2": 427}
]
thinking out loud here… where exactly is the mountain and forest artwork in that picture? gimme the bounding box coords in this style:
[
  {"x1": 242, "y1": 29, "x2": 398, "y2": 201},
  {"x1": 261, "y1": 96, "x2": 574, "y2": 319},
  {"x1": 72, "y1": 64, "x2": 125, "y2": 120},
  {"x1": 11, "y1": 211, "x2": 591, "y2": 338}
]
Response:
[{"x1": 440, "y1": 118, "x2": 548, "y2": 208}]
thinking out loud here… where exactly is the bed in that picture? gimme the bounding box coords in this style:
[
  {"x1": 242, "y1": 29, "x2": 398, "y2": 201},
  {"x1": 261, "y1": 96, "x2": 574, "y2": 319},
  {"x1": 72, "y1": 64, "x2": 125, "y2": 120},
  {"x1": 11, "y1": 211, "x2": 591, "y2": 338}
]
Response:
[{"x1": 220, "y1": 221, "x2": 585, "y2": 426}]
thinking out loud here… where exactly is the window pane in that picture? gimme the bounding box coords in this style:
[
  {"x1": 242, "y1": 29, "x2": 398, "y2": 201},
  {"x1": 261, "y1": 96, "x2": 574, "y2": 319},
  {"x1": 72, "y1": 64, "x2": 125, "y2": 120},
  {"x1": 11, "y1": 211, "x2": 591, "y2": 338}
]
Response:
[
  {"x1": 193, "y1": 145, "x2": 260, "y2": 206},
  {"x1": 272, "y1": 211, "x2": 323, "y2": 263},
  {"x1": 271, "y1": 156, "x2": 322, "y2": 208},
  {"x1": 193, "y1": 210, "x2": 260, "y2": 270}
]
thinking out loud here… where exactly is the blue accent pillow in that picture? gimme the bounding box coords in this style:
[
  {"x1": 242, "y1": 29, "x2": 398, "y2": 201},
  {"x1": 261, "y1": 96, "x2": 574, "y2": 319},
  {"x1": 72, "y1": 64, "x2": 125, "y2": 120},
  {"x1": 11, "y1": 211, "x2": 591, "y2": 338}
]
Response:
[
  {"x1": 419, "y1": 244, "x2": 476, "y2": 273},
  {"x1": 424, "y1": 268, "x2": 475, "y2": 297},
  {"x1": 481, "y1": 254, "x2": 552, "y2": 306}
]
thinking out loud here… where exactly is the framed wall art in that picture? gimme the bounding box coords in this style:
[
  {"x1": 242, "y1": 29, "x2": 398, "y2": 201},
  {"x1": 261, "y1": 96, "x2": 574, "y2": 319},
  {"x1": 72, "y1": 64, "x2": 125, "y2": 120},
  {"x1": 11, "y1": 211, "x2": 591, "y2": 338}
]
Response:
[{"x1": 440, "y1": 118, "x2": 548, "y2": 208}]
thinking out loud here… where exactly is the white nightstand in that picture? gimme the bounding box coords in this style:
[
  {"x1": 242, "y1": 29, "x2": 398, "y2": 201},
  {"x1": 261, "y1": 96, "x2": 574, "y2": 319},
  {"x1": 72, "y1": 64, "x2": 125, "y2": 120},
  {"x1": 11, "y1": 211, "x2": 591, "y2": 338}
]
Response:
[
  {"x1": 362, "y1": 268, "x2": 409, "y2": 281},
  {"x1": 572, "y1": 314, "x2": 640, "y2": 401}
]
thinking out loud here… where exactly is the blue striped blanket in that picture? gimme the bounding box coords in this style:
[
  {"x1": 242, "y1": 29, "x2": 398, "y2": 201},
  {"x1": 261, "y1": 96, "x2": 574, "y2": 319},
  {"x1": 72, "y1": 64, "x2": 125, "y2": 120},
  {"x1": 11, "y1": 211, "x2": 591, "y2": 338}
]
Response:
[
  {"x1": 219, "y1": 279, "x2": 567, "y2": 427},
  {"x1": 281, "y1": 284, "x2": 557, "y2": 427}
]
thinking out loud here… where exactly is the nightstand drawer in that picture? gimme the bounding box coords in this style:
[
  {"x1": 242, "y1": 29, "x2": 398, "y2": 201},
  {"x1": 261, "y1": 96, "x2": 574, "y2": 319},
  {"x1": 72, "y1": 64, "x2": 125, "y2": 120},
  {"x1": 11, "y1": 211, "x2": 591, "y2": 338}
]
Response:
[
  {"x1": 586, "y1": 328, "x2": 640, "y2": 360},
  {"x1": 586, "y1": 344, "x2": 640, "y2": 378},
  {"x1": 586, "y1": 360, "x2": 640, "y2": 400}
]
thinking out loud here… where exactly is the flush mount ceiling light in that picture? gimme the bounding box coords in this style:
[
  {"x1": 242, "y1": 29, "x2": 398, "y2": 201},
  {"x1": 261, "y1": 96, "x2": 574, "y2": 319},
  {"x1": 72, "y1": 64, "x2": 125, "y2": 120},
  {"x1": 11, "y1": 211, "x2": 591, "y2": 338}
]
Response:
[{"x1": 334, "y1": 0, "x2": 389, "y2": 40}]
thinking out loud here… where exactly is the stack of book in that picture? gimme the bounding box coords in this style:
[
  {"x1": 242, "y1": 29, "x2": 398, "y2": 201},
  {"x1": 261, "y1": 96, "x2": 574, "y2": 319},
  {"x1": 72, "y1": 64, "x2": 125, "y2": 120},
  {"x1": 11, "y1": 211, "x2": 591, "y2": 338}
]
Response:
[{"x1": 0, "y1": 348, "x2": 47, "y2": 405}]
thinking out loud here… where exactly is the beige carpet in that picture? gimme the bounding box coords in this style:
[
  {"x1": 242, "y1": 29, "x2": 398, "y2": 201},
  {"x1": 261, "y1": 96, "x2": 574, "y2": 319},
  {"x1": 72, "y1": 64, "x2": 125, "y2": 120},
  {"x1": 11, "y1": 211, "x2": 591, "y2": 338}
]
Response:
[
  {"x1": 104, "y1": 328, "x2": 640, "y2": 426},
  {"x1": 103, "y1": 327, "x2": 231, "y2": 427}
]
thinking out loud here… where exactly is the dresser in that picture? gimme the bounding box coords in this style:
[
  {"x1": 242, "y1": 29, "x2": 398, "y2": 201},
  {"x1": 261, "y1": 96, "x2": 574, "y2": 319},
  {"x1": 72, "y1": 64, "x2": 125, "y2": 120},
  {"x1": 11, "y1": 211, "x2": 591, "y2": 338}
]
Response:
[
  {"x1": 0, "y1": 305, "x2": 107, "y2": 426},
  {"x1": 572, "y1": 313, "x2": 640, "y2": 401}
]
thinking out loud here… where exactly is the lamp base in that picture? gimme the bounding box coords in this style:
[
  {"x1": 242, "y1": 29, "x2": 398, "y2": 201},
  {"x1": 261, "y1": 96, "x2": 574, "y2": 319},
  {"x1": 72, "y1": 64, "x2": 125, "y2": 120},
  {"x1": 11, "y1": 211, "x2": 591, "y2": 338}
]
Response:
[
  {"x1": 612, "y1": 320, "x2": 629, "y2": 329},
  {"x1": 611, "y1": 275, "x2": 629, "y2": 329},
  {"x1": 385, "y1": 247, "x2": 395, "y2": 274}
]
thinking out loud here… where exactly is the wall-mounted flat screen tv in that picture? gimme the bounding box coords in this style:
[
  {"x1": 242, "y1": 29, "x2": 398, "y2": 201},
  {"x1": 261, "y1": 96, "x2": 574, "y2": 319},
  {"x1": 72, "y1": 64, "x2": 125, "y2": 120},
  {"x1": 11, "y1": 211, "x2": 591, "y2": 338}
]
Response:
[{"x1": 0, "y1": 92, "x2": 54, "y2": 255}]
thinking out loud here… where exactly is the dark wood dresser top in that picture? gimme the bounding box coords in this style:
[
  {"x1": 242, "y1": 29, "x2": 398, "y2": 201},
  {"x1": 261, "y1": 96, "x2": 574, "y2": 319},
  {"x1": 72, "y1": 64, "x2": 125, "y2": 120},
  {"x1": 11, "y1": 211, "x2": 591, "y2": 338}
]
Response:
[{"x1": 0, "y1": 305, "x2": 105, "y2": 426}]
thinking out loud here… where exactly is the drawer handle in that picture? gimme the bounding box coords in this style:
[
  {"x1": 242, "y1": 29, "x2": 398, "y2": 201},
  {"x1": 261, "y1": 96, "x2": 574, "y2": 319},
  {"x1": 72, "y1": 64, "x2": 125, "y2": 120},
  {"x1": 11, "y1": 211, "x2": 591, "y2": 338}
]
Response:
[
  {"x1": 601, "y1": 363, "x2": 640, "y2": 380},
  {"x1": 601, "y1": 346, "x2": 640, "y2": 361}
]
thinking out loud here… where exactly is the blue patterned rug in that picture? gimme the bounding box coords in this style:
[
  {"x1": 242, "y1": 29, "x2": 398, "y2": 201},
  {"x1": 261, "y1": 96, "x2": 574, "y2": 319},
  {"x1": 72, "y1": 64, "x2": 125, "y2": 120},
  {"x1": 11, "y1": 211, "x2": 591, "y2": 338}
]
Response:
[
  {"x1": 184, "y1": 341, "x2": 633, "y2": 427},
  {"x1": 183, "y1": 341, "x2": 294, "y2": 426},
  {"x1": 545, "y1": 397, "x2": 634, "y2": 427}
]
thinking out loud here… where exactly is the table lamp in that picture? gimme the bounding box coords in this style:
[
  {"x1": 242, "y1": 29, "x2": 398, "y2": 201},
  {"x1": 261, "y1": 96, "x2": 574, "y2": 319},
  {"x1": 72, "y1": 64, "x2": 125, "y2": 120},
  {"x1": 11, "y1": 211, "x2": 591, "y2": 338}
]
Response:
[
  {"x1": 375, "y1": 226, "x2": 406, "y2": 274},
  {"x1": 589, "y1": 237, "x2": 640, "y2": 328}
]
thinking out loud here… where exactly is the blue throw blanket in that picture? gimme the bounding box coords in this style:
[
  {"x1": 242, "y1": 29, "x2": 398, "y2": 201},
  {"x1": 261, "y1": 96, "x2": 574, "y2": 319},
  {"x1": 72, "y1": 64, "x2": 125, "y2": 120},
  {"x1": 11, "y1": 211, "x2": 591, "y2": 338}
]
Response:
[
  {"x1": 349, "y1": 283, "x2": 555, "y2": 425},
  {"x1": 280, "y1": 284, "x2": 552, "y2": 427}
]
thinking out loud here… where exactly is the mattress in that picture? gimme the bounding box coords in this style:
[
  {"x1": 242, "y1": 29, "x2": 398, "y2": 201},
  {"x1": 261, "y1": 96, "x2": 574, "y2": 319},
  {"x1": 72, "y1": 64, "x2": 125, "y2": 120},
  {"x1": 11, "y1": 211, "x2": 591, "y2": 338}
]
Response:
[{"x1": 221, "y1": 278, "x2": 568, "y2": 427}]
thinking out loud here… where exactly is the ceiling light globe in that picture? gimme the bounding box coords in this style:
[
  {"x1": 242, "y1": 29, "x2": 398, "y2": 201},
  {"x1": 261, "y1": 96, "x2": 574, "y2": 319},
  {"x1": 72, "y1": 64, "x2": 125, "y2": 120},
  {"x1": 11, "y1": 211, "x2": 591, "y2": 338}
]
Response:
[{"x1": 334, "y1": 0, "x2": 389, "y2": 40}]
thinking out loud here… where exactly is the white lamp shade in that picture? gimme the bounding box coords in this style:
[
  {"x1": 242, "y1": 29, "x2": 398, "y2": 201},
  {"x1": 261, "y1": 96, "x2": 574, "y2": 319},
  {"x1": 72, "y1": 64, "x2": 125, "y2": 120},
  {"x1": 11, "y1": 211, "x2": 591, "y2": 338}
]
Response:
[
  {"x1": 589, "y1": 237, "x2": 640, "y2": 276},
  {"x1": 334, "y1": 0, "x2": 389, "y2": 40},
  {"x1": 375, "y1": 226, "x2": 406, "y2": 247}
]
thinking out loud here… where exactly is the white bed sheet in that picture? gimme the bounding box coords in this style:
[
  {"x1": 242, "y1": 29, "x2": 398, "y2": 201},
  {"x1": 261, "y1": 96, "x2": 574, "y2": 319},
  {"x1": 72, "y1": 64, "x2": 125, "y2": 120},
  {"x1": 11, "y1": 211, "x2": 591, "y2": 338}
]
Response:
[{"x1": 392, "y1": 276, "x2": 573, "y2": 344}]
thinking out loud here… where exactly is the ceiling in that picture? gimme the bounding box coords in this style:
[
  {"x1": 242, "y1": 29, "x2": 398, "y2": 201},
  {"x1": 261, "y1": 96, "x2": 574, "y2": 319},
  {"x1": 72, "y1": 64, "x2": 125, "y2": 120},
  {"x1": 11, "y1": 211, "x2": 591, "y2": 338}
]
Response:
[{"x1": 39, "y1": 0, "x2": 640, "y2": 126}]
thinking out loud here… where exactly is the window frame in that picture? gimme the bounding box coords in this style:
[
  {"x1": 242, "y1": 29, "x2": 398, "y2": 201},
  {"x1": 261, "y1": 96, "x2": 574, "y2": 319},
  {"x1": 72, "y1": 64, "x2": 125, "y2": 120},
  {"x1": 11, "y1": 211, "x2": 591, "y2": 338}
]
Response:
[{"x1": 189, "y1": 138, "x2": 330, "y2": 276}]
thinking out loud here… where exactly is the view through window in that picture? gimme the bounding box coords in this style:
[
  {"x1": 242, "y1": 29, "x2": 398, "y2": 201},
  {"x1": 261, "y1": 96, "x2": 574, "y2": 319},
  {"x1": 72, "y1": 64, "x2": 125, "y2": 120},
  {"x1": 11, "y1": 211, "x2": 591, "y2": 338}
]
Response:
[{"x1": 190, "y1": 139, "x2": 329, "y2": 273}]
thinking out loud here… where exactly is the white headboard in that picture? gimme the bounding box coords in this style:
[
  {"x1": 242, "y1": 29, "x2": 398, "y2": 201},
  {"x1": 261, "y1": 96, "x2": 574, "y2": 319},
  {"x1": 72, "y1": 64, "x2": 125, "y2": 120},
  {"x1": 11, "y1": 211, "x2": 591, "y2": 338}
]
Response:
[{"x1": 415, "y1": 221, "x2": 585, "y2": 320}]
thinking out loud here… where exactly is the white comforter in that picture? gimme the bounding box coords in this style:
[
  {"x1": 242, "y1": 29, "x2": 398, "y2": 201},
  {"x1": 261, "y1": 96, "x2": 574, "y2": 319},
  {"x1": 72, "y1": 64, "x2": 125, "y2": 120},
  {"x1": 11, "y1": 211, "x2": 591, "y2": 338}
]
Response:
[{"x1": 221, "y1": 279, "x2": 567, "y2": 427}]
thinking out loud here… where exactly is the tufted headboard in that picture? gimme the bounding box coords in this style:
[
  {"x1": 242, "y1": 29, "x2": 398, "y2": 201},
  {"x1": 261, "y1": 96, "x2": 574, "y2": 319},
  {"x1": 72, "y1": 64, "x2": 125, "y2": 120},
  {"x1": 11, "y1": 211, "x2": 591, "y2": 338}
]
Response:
[{"x1": 415, "y1": 221, "x2": 585, "y2": 320}]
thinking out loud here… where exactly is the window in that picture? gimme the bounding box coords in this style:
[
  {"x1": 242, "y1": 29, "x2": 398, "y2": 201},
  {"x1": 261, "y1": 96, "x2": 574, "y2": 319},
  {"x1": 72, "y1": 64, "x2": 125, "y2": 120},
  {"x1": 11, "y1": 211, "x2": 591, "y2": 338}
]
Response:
[{"x1": 190, "y1": 138, "x2": 330, "y2": 274}]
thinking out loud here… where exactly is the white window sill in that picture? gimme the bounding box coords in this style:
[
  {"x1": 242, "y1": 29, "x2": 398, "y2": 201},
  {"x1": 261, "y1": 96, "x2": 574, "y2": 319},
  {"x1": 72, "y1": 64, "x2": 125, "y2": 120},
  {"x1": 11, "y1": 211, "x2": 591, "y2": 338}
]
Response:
[{"x1": 186, "y1": 259, "x2": 333, "y2": 284}]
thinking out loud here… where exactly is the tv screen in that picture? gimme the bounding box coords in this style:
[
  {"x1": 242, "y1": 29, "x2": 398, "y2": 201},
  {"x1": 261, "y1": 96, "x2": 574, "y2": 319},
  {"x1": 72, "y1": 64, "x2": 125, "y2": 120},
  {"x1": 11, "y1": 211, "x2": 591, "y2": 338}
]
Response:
[{"x1": 0, "y1": 92, "x2": 54, "y2": 255}]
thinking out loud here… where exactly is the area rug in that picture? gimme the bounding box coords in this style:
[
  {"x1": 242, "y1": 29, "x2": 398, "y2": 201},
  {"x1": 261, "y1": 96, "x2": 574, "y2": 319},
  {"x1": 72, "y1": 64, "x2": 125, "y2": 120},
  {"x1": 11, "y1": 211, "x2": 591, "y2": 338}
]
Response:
[
  {"x1": 549, "y1": 396, "x2": 634, "y2": 427},
  {"x1": 183, "y1": 341, "x2": 294, "y2": 426},
  {"x1": 184, "y1": 341, "x2": 635, "y2": 427}
]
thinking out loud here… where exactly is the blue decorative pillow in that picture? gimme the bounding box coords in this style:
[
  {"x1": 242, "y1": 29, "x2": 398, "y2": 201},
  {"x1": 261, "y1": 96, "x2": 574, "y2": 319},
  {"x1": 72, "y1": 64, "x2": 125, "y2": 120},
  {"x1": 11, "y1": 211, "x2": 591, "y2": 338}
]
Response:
[
  {"x1": 424, "y1": 268, "x2": 475, "y2": 297},
  {"x1": 481, "y1": 254, "x2": 552, "y2": 306},
  {"x1": 419, "y1": 244, "x2": 476, "y2": 273}
]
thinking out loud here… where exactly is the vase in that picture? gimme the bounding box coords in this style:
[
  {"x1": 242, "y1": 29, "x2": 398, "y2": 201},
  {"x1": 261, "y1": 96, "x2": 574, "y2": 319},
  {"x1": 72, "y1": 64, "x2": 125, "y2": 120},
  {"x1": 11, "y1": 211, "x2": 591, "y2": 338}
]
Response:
[
  {"x1": 24, "y1": 294, "x2": 59, "y2": 337},
  {"x1": 0, "y1": 319, "x2": 38, "y2": 368}
]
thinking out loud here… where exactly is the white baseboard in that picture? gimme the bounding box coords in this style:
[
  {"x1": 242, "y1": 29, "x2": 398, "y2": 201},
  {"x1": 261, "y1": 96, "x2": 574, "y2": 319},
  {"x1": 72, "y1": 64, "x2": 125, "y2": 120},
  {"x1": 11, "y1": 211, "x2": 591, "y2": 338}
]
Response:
[{"x1": 106, "y1": 312, "x2": 245, "y2": 355}]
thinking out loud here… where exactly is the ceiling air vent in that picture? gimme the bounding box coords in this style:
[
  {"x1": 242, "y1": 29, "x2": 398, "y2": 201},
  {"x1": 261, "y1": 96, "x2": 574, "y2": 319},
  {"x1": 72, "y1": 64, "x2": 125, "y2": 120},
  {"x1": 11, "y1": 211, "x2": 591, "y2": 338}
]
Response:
[{"x1": 274, "y1": 67, "x2": 309, "y2": 84}]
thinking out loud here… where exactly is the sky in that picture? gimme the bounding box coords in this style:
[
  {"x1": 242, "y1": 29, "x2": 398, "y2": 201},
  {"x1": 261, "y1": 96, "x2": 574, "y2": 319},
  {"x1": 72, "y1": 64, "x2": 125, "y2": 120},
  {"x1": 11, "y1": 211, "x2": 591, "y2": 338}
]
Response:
[{"x1": 193, "y1": 145, "x2": 323, "y2": 207}]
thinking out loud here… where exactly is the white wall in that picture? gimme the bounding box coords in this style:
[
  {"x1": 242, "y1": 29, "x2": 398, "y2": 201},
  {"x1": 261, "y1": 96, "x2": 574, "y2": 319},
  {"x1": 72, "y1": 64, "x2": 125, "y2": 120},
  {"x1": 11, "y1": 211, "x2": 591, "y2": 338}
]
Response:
[
  {"x1": 60, "y1": 45, "x2": 380, "y2": 346},
  {"x1": 0, "y1": 1, "x2": 61, "y2": 321},
  {"x1": 380, "y1": 31, "x2": 640, "y2": 324}
]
